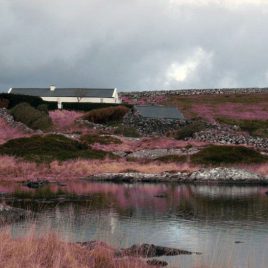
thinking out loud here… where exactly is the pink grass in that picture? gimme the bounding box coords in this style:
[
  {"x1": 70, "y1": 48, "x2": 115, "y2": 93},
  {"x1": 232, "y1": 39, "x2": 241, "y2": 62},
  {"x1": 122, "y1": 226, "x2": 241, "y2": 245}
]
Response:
[
  {"x1": 49, "y1": 110, "x2": 84, "y2": 131},
  {"x1": 92, "y1": 137, "x2": 207, "y2": 152},
  {"x1": 191, "y1": 103, "x2": 268, "y2": 123},
  {"x1": 0, "y1": 118, "x2": 29, "y2": 144},
  {"x1": 0, "y1": 228, "x2": 148, "y2": 268}
]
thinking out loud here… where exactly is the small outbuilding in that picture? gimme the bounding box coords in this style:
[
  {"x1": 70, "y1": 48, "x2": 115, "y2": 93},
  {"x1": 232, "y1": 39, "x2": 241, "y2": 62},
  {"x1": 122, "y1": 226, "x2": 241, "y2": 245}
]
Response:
[
  {"x1": 8, "y1": 86, "x2": 121, "y2": 109},
  {"x1": 134, "y1": 105, "x2": 184, "y2": 120}
]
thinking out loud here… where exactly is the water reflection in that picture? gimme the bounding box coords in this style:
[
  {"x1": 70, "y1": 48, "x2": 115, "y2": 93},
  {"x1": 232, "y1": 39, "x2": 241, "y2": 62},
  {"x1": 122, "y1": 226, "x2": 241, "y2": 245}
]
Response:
[{"x1": 1, "y1": 181, "x2": 268, "y2": 268}]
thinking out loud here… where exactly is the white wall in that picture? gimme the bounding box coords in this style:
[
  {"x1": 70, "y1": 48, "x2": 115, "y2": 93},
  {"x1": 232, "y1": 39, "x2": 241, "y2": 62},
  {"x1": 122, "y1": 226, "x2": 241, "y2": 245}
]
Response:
[{"x1": 41, "y1": 97, "x2": 121, "y2": 103}]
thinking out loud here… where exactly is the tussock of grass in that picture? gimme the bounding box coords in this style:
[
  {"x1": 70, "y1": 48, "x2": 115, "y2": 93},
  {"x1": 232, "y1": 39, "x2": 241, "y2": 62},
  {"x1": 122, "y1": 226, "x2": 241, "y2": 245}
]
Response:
[
  {"x1": 192, "y1": 145, "x2": 268, "y2": 165},
  {"x1": 0, "y1": 135, "x2": 107, "y2": 163},
  {"x1": 217, "y1": 117, "x2": 268, "y2": 138},
  {"x1": 82, "y1": 106, "x2": 129, "y2": 124},
  {"x1": 81, "y1": 134, "x2": 122, "y2": 145}
]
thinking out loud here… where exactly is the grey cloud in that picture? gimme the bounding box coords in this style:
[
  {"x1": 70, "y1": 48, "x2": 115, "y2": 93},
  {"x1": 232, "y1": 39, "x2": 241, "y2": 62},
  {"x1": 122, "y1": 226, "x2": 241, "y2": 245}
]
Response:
[{"x1": 0, "y1": 0, "x2": 268, "y2": 91}]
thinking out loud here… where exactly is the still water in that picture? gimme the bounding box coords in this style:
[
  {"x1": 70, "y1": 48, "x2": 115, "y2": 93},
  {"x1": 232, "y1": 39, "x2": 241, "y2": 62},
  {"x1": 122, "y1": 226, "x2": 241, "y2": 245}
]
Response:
[{"x1": 3, "y1": 182, "x2": 268, "y2": 268}]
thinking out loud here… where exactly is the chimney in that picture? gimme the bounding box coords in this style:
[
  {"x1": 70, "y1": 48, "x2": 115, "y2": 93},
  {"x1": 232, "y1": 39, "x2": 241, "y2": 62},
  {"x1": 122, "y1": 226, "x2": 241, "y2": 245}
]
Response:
[{"x1": 50, "y1": 85, "x2": 56, "y2": 91}]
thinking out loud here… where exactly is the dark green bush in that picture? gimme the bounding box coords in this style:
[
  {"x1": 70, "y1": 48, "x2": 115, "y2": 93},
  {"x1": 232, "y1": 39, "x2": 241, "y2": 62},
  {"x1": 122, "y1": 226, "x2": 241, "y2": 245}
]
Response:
[
  {"x1": 37, "y1": 104, "x2": 49, "y2": 114},
  {"x1": 114, "y1": 125, "x2": 140, "y2": 138},
  {"x1": 0, "y1": 134, "x2": 108, "y2": 162},
  {"x1": 82, "y1": 106, "x2": 129, "y2": 124},
  {"x1": 191, "y1": 145, "x2": 267, "y2": 165},
  {"x1": 10, "y1": 103, "x2": 52, "y2": 131},
  {"x1": 175, "y1": 121, "x2": 207, "y2": 140},
  {"x1": 81, "y1": 134, "x2": 122, "y2": 145},
  {"x1": 0, "y1": 98, "x2": 9, "y2": 108}
]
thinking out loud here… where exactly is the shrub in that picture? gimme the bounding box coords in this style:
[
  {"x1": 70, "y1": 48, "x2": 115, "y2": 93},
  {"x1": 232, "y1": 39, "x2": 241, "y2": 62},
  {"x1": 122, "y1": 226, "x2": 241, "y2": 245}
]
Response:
[
  {"x1": 10, "y1": 103, "x2": 52, "y2": 131},
  {"x1": 81, "y1": 134, "x2": 122, "y2": 145},
  {"x1": 37, "y1": 104, "x2": 49, "y2": 114},
  {"x1": 114, "y1": 125, "x2": 140, "y2": 138},
  {"x1": 0, "y1": 134, "x2": 108, "y2": 162},
  {"x1": 82, "y1": 106, "x2": 129, "y2": 124},
  {"x1": 191, "y1": 145, "x2": 268, "y2": 165},
  {"x1": 175, "y1": 121, "x2": 207, "y2": 140}
]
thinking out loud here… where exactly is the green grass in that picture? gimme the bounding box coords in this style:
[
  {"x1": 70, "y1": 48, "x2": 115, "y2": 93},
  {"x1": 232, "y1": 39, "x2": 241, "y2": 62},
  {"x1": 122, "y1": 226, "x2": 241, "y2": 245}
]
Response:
[
  {"x1": 217, "y1": 117, "x2": 268, "y2": 138},
  {"x1": 80, "y1": 134, "x2": 122, "y2": 145},
  {"x1": 191, "y1": 145, "x2": 268, "y2": 165},
  {"x1": 0, "y1": 134, "x2": 108, "y2": 163}
]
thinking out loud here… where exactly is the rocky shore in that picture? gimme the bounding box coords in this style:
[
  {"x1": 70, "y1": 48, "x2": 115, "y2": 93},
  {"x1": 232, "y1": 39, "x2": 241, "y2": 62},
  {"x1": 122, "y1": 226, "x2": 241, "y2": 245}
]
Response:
[{"x1": 89, "y1": 167, "x2": 268, "y2": 184}]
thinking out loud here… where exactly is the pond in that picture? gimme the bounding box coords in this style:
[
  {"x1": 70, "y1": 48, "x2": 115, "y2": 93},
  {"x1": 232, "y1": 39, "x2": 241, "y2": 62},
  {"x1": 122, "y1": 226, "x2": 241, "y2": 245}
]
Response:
[{"x1": 2, "y1": 181, "x2": 268, "y2": 268}]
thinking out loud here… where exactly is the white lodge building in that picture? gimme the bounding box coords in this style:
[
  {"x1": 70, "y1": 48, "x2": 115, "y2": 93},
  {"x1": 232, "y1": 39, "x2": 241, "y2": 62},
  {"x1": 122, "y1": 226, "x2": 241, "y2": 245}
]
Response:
[{"x1": 8, "y1": 86, "x2": 121, "y2": 109}]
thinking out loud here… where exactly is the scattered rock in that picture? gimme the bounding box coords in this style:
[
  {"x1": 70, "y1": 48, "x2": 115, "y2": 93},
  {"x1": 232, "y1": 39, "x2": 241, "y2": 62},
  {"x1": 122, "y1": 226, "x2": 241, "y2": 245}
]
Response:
[
  {"x1": 190, "y1": 168, "x2": 265, "y2": 183},
  {"x1": 120, "y1": 244, "x2": 192, "y2": 258},
  {"x1": 23, "y1": 180, "x2": 49, "y2": 189},
  {"x1": 147, "y1": 259, "x2": 168, "y2": 266}
]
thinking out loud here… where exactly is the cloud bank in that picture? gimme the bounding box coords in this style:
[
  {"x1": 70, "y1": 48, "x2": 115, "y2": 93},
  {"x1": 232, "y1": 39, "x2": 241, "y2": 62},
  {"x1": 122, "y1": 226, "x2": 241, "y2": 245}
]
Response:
[{"x1": 0, "y1": 0, "x2": 268, "y2": 91}]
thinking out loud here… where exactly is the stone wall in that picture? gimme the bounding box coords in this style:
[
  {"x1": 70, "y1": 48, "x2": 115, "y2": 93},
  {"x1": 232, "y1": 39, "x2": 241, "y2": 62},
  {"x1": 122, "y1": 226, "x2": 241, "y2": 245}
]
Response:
[
  {"x1": 123, "y1": 111, "x2": 189, "y2": 136},
  {"x1": 120, "y1": 87, "x2": 268, "y2": 98}
]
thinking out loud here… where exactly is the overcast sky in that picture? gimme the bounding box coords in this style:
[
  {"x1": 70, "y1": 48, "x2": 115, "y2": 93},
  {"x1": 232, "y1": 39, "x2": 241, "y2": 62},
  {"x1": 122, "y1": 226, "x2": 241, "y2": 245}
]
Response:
[{"x1": 1, "y1": 0, "x2": 268, "y2": 91}]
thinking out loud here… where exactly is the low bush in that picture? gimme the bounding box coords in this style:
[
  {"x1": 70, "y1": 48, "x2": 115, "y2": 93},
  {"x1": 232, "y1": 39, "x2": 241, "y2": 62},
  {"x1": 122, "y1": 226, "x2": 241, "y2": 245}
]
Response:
[
  {"x1": 175, "y1": 121, "x2": 207, "y2": 140},
  {"x1": 114, "y1": 125, "x2": 140, "y2": 138},
  {"x1": 191, "y1": 145, "x2": 268, "y2": 165},
  {"x1": 0, "y1": 134, "x2": 108, "y2": 162},
  {"x1": 10, "y1": 103, "x2": 52, "y2": 131},
  {"x1": 217, "y1": 117, "x2": 268, "y2": 138},
  {"x1": 81, "y1": 134, "x2": 122, "y2": 145},
  {"x1": 37, "y1": 104, "x2": 49, "y2": 114},
  {"x1": 82, "y1": 106, "x2": 129, "y2": 124}
]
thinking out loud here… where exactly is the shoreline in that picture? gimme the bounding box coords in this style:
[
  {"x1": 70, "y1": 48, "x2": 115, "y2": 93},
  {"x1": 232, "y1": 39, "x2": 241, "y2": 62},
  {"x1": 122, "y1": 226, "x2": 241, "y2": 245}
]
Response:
[{"x1": 87, "y1": 167, "x2": 268, "y2": 185}]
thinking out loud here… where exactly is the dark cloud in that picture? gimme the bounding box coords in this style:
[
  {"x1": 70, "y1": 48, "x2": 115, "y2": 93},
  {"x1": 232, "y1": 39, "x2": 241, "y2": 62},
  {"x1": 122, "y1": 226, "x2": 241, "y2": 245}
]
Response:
[{"x1": 0, "y1": 0, "x2": 268, "y2": 91}]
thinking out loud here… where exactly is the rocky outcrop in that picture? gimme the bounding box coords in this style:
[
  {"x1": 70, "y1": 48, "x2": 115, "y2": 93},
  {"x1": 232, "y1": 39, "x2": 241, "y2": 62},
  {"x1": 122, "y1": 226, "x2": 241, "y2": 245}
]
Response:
[
  {"x1": 0, "y1": 108, "x2": 35, "y2": 134},
  {"x1": 189, "y1": 168, "x2": 264, "y2": 182},
  {"x1": 120, "y1": 243, "x2": 192, "y2": 257},
  {"x1": 127, "y1": 148, "x2": 199, "y2": 159},
  {"x1": 89, "y1": 168, "x2": 268, "y2": 184}
]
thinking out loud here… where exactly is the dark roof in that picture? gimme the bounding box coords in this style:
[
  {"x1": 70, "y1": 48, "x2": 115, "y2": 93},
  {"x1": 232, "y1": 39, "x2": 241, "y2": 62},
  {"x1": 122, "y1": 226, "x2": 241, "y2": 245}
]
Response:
[
  {"x1": 10, "y1": 88, "x2": 115, "y2": 98},
  {"x1": 135, "y1": 105, "x2": 184, "y2": 120}
]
